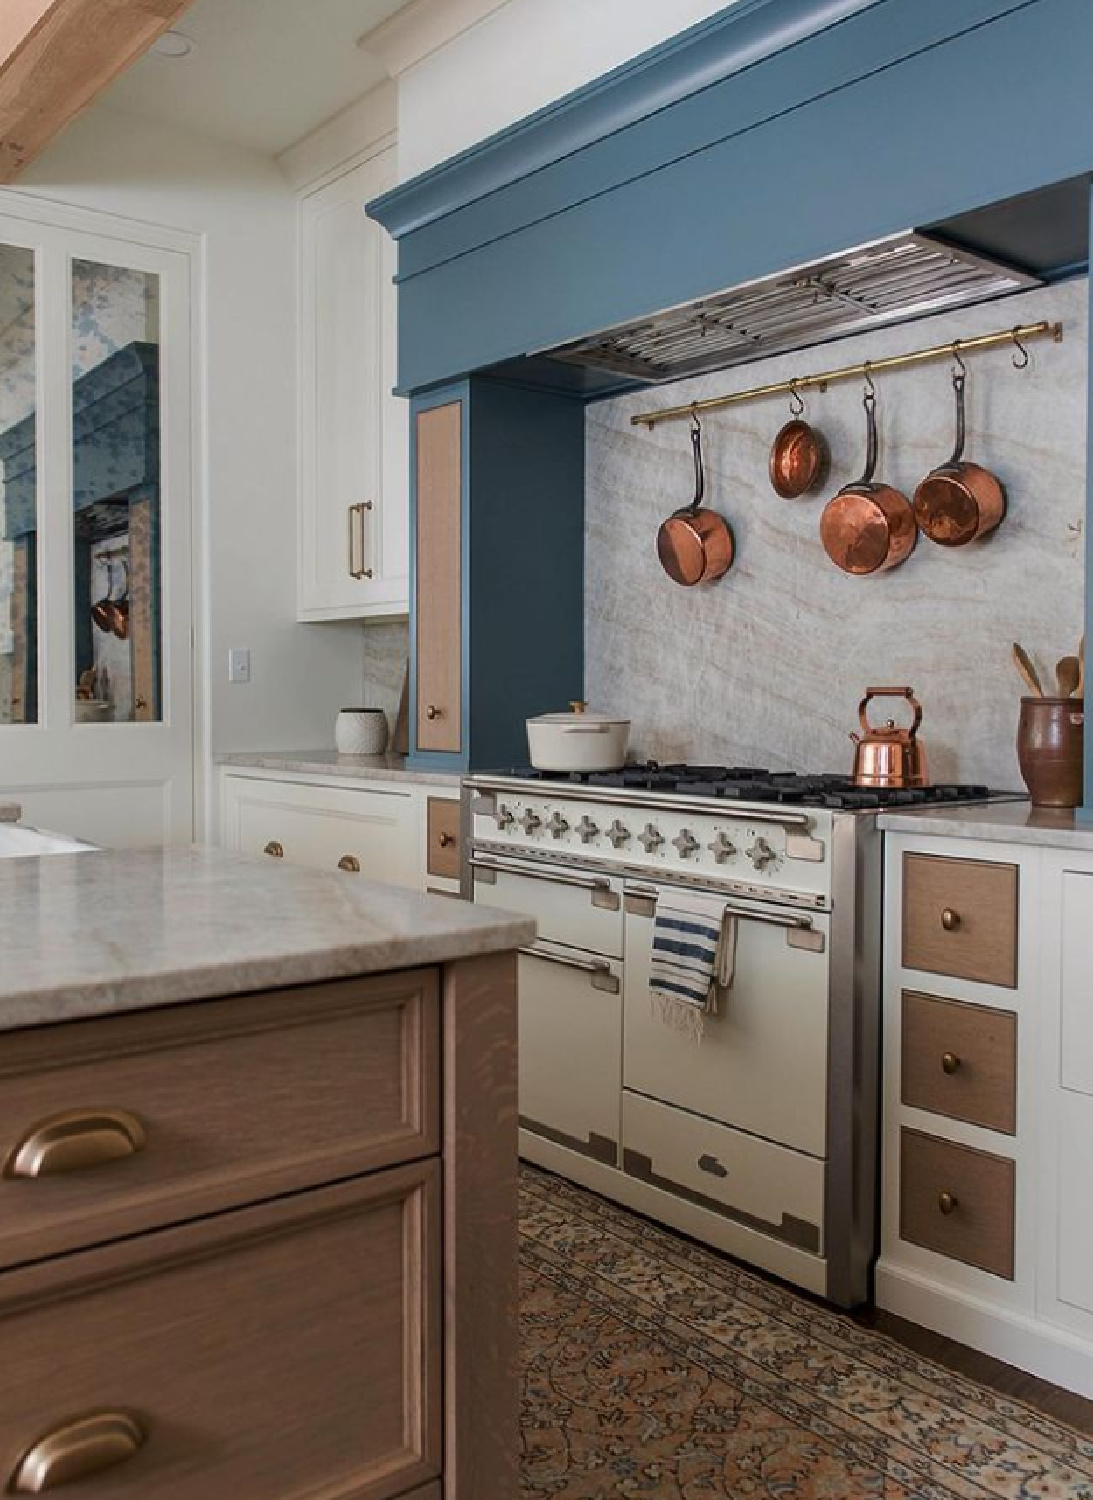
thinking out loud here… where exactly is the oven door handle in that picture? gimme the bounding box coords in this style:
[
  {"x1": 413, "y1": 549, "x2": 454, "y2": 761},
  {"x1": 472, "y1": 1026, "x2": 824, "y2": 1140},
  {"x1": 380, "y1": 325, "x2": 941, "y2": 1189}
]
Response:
[
  {"x1": 518, "y1": 944, "x2": 620, "y2": 994},
  {"x1": 625, "y1": 886, "x2": 825, "y2": 951},
  {"x1": 471, "y1": 855, "x2": 620, "y2": 908}
]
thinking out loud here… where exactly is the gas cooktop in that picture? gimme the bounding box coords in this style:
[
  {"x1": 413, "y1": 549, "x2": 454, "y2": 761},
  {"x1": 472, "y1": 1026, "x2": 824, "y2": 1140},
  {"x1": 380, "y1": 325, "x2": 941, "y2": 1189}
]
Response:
[{"x1": 496, "y1": 762, "x2": 1000, "y2": 812}]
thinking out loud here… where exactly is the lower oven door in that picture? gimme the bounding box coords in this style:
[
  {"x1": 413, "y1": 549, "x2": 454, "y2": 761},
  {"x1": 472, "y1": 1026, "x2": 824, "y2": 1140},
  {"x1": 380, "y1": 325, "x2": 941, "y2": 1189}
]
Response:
[
  {"x1": 623, "y1": 883, "x2": 830, "y2": 1158},
  {"x1": 517, "y1": 939, "x2": 622, "y2": 1167},
  {"x1": 469, "y1": 850, "x2": 623, "y2": 956}
]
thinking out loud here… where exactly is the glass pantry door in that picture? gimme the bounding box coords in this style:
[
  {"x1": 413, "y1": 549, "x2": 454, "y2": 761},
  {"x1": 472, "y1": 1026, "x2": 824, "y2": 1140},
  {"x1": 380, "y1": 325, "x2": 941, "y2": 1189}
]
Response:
[{"x1": 0, "y1": 214, "x2": 193, "y2": 846}]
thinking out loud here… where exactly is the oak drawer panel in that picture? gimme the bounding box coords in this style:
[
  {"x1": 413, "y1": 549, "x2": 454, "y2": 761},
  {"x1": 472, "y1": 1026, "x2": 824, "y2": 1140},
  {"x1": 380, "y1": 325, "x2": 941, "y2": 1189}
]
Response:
[
  {"x1": 901, "y1": 991, "x2": 1017, "y2": 1133},
  {"x1": 0, "y1": 1165, "x2": 441, "y2": 1500},
  {"x1": 0, "y1": 971, "x2": 439, "y2": 1269},
  {"x1": 902, "y1": 852, "x2": 1018, "y2": 988},
  {"x1": 900, "y1": 1128, "x2": 1015, "y2": 1280},
  {"x1": 426, "y1": 796, "x2": 461, "y2": 880}
]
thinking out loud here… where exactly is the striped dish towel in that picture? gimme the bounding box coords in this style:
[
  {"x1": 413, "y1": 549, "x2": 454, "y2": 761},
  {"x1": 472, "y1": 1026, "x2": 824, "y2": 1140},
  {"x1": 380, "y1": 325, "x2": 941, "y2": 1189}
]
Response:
[{"x1": 649, "y1": 890, "x2": 737, "y2": 1042}]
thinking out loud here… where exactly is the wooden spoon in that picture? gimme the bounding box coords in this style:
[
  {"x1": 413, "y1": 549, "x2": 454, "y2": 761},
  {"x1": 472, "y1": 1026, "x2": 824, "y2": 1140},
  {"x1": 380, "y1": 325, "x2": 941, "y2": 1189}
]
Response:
[
  {"x1": 1012, "y1": 642, "x2": 1043, "y2": 697},
  {"x1": 1056, "y1": 654, "x2": 1080, "y2": 698}
]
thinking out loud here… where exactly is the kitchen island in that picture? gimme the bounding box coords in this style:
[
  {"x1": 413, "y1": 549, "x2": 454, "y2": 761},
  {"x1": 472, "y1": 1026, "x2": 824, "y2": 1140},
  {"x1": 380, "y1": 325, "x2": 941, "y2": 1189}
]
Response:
[{"x1": 0, "y1": 846, "x2": 533, "y2": 1500}]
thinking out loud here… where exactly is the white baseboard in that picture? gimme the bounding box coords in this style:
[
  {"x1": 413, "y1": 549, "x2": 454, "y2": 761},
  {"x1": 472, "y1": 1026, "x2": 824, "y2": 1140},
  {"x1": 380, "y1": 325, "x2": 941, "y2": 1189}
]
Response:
[{"x1": 876, "y1": 1261, "x2": 1093, "y2": 1400}]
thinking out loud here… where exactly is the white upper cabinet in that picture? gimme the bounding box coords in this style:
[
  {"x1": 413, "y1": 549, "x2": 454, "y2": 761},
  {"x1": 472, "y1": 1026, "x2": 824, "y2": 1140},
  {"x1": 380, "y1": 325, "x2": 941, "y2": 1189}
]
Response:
[{"x1": 297, "y1": 143, "x2": 408, "y2": 620}]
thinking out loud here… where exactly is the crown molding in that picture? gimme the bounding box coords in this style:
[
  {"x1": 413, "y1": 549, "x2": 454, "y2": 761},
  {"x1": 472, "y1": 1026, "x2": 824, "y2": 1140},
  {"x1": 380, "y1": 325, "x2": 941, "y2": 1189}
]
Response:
[{"x1": 359, "y1": 0, "x2": 513, "y2": 79}]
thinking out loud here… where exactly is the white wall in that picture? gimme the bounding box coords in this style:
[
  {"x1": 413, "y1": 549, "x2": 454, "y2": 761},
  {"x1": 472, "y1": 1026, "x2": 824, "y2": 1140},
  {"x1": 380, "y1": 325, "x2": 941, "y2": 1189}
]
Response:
[
  {"x1": 396, "y1": 0, "x2": 735, "y2": 180},
  {"x1": 12, "y1": 107, "x2": 365, "y2": 784}
]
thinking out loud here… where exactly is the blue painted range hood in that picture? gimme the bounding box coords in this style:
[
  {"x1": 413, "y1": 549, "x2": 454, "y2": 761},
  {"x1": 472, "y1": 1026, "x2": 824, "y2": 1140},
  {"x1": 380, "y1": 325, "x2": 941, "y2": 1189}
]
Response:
[{"x1": 369, "y1": 0, "x2": 1093, "y2": 786}]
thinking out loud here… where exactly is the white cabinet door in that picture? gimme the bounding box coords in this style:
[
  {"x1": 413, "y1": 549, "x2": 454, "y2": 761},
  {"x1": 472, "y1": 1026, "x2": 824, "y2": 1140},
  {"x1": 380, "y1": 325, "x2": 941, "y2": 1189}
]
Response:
[{"x1": 297, "y1": 146, "x2": 408, "y2": 620}]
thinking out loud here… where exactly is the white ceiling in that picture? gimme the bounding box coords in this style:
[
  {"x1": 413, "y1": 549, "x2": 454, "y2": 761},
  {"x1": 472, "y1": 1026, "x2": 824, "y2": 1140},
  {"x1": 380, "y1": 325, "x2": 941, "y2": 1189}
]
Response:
[{"x1": 102, "y1": 0, "x2": 421, "y2": 157}]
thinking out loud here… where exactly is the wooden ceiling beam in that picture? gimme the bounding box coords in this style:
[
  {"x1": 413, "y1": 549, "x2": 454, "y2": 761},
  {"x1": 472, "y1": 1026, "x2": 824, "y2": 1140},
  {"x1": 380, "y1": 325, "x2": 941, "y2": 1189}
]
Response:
[{"x1": 0, "y1": 0, "x2": 195, "y2": 183}]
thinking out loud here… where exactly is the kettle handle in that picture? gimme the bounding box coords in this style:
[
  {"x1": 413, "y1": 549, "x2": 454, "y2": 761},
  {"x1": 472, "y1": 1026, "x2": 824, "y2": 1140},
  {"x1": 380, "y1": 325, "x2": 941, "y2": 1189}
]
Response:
[{"x1": 859, "y1": 686, "x2": 922, "y2": 736}]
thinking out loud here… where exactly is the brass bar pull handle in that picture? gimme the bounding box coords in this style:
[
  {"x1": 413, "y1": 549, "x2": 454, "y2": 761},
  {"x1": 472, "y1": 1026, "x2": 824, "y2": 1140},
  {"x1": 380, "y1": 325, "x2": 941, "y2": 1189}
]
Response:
[
  {"x1": 941, "y1": 1051, "x2": 961, "y2": 1074},
  {"x1": 941, "y1": 907, "x2": 961, "y2": 931},
  {"x1": 5, "y1": 1109, "x2": 146, "y2": 1179},
  {"x1": 347, "y1": 503, "x2": 374, "y2": 580},
  {"x1": 263, "y1": 840, "x2": 284, "y2": 859},
  {"x1": 337, "y1": 854, "x2": 361, "y2": 873},
  {"x1": 10, "y1": 1411, "x2": 146, "y2": 1492},
  {"x1": 938, "y1": 1190, "x2": 958, "y2": 1216}
]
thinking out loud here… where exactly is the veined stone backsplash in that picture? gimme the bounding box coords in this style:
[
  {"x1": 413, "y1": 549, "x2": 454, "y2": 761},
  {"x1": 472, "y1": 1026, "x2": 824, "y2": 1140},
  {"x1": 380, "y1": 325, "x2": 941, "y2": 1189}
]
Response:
[
  {"x1": 585, "y1": 279, "x2": 1087, "y2": 789},
  {"x1": 361, "y1": 618, "x2": 409, "y2": 735}
]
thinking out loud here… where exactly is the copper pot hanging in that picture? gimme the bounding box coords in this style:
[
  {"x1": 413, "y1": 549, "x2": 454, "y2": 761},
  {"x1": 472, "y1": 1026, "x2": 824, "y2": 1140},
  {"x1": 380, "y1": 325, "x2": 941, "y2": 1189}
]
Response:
[
  {"x1": 657, "y1": 411, "x2": 735, "y2": 587},
  {"x1": 769, "y1": 383, "x2": 829, "y2": 499},
  {"x1": 913, "y1": 357, "x2": 1006, "y2": 546},
  {"x1": 820, "y1": 377, "x2": 917, "y2": 575}
]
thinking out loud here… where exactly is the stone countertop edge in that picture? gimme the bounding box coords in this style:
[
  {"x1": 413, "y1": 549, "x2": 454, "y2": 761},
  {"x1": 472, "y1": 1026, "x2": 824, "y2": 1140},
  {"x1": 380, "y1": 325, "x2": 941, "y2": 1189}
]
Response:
[
  {"x1": 216, "y1": 750, "x2": 462, "y2": 788},
  {"x1": 877, "y1": 800, "x2": 1093, "y2": 851},
  {"x1": 0, "y1": 804, "x2": 20, "y2": 822},
  {"x1": 0, "y1": 847, "x2": 534, "y2": 1034}
]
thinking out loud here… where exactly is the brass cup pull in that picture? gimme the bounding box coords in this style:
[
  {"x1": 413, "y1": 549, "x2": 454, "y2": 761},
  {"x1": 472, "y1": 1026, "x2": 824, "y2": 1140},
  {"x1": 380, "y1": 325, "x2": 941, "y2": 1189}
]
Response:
[
  {"x1": 5, "y1": 1109, "x2": 146, "y2": 1179},
  {"x1": 425, "y1": 704, "x2": 441, "y2": 721},
  {"x1": 11, "y1": 1411, "x2": 145, "y2": 1492},
  {"x1": 940, "y1": 907, "x2": 961, "y2": 931},
  {"x1": 438, "y1": 832, "x2": 455, "y2": 848},
  {"x1": 937, "y1": 1190, "x2": 958, "y2": 1216},
  {"x1": 337, "y1": 854, "x2": 361, "y2": 873},
  {"x1": 941, "y1": 1051, "x2": 961, "y2": 1075},
  {"x1": 263, "y1": 840, "x2": 284, "y2": 859}
]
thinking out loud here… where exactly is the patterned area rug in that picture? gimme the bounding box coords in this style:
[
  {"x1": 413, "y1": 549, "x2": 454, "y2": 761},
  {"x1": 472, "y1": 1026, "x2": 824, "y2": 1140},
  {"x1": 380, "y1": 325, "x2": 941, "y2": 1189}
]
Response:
[{"x1": 519, "y1": 1165, "x2": 1093, "y2": 1498}]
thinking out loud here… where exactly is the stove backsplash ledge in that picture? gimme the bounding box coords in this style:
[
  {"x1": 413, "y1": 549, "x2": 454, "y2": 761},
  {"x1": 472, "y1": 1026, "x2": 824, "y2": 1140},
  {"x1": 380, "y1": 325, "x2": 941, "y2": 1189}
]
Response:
[{"x1": 585, "y1": 279, "x2": 1086, "y2": 790}]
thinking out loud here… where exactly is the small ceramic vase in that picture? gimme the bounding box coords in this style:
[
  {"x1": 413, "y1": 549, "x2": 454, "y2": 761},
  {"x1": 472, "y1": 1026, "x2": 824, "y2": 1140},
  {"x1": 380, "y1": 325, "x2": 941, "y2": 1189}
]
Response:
[{"x1": 335, "y1": 707, "x2": 389, "y2": 757}]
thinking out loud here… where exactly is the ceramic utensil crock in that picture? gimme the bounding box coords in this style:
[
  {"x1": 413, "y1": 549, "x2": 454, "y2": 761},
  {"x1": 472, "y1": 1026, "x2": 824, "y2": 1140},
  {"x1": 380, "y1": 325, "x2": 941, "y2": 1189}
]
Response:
[
  {"x1": 335, "y1": 707, "x2": 389, "y2": 756},
  {"x1": 1017, "y1": 696, "x2": 1084, "y2": 807}
]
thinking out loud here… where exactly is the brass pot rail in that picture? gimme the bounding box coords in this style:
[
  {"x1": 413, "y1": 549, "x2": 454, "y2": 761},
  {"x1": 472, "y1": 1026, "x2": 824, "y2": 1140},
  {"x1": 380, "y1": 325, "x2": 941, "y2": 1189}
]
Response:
[{"x1": 629, "y1": 321, "x2": 1063, "y2": 430}]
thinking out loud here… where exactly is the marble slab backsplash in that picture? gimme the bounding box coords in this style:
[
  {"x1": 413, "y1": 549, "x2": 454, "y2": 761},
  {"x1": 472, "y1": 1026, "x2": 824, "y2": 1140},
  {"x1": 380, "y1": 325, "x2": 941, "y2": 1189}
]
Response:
[
  {"x1": 585, "y1": 280, "x2": 1087, "y2": 789},
  {"x1": 361, "y1": 618, "x2": 409, "y2": 735}
]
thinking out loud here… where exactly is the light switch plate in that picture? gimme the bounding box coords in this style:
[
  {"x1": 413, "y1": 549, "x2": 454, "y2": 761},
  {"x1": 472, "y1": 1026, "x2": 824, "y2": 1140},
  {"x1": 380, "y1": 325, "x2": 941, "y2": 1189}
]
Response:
[{"x1": 228, "y1": 647, "x2": 251, "y2": 684}]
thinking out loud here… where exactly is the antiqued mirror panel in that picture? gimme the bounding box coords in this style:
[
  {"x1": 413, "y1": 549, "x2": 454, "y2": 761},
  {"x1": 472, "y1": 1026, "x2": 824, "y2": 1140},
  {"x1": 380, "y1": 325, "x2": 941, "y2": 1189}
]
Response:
[
  {"x1": 72, "y1": 258, "x2": 162, "y2": 724},
  {"x1": 0, "y1": 244, "x2": 37, "y2": 725}
]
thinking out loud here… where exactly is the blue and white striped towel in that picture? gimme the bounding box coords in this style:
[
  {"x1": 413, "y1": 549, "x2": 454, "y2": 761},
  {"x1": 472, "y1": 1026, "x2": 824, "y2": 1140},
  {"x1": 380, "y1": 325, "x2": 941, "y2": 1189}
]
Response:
[{"x1": 649, "y1": 891, "x2": 737, "y2": 1040}]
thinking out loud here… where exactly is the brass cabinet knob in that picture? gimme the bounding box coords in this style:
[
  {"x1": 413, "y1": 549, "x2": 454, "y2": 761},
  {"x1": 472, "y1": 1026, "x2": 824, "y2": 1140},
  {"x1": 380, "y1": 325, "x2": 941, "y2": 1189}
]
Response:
[
  {"x1": 4, "y1": 1108, "x2": 145, "y2": 1179},
  {"x1": 10, "y1": 1411, "x2": 146, "y2": 1492},
  {"x1": 425, "y1": 704, "x2": 441, "y2": 721},
  {"x1": 438, "y1": 832, "x2": 455, "y2": 848},
  {"x1": 337, "y1": 854, "x2": 361, "y2": 873},
  {"x1": 263, "y1": 840, "x2": 284, "y2": 859},
  {"x1": 941, "y1": 1051, "x2": 961, "y2": 1075},
  {"x1": 940, "y1": 907, "x2": 961, "y2": 931},
  {"x1": 937, "y1": 1190, "x2": 958, "y2": 1216}
]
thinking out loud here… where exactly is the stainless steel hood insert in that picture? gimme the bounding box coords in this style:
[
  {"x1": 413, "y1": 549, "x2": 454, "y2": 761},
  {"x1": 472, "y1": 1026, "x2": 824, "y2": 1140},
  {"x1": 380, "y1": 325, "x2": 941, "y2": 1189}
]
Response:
[{"x1": 546, "y1": 233, "x2": 1039, "y2": 383}]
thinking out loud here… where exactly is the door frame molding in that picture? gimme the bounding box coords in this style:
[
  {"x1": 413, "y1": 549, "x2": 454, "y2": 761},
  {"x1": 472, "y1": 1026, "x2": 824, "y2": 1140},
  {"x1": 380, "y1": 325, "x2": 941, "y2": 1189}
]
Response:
[{"x1": 0, "y1": 187, "x2": 207, "y2": 838}]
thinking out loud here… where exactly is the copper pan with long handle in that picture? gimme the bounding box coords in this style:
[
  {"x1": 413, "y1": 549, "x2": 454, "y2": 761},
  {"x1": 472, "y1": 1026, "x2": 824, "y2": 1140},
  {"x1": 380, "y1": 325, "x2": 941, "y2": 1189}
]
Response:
[
  {"x1": 913, "y1": 363, "x2": 1006, "y2": 546},
  {"x1": 657, "y1": 411, "x2": 735, "y2": 586},
  {"x1": 820, "y1": 381, "x2": 917, "y2": 575}
]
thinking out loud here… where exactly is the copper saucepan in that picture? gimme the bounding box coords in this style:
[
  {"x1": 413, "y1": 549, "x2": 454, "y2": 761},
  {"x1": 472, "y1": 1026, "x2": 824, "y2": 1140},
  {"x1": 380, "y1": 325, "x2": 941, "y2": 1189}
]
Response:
[
  {"x1": 820, "y1": 381, "x2": 917, "y2": 575},
  {"x1": 657, "y1": 412, "x2": 735, "y2": 587},
  {"x1": 913, "y1": 363, "x2": 1006, "y2": 546},
  {"x1": 769, "y1": 384, "x2": 829, "y2": 499}
]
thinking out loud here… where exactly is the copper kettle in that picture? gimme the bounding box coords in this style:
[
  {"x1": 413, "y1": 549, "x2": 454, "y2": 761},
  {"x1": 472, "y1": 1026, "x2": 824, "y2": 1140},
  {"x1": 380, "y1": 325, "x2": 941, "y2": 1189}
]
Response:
[{"x1": 850, "y1": 686, "x2": 928, "y2": 788}]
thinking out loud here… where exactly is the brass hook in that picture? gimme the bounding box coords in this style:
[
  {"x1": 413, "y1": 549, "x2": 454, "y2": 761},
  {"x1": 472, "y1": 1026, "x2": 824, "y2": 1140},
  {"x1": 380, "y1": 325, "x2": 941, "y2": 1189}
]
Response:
[
  {"x1": 788, "y1": 380, "x2": 805, "y2": 419},
  {"x1": 863, "y1": 363, "x2": 876, "y2": 401},
  {"x1": 1012, "y1": 327, "x2": 1030, "y2": 370},
  {"x1": 951, "y1": 341, "x2": 967, "y2": 379},
  {"x1": 689, "y1": 403, "x2": 702, "y2": 436}
]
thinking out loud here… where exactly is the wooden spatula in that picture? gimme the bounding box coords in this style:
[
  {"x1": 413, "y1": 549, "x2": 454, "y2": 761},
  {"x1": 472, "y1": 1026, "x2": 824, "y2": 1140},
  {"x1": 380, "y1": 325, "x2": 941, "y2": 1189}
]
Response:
[
  {"x1": 1012, "y1": 642, "x2": 1043, "y2": 697},
  {"x1": 1056, "y1": 654, "x2": 1080, "y2": 697}
]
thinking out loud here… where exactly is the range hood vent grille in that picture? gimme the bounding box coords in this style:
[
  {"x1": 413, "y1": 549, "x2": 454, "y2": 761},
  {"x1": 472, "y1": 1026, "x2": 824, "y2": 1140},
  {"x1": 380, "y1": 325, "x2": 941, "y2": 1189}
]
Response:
[{"x1": 545, "y1": 233, "x2": 1039, "y2": 383}]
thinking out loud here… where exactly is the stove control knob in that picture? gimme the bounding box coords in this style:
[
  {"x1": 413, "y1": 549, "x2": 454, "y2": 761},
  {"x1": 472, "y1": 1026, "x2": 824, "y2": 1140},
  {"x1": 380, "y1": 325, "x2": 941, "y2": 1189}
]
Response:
[
  {"x1": 747, "y1": 836, "x2": 776, "y2": 870},
  {"x1": 495, "y1": 804, "x2": 514, "y2": 830},
  {"x1": 607, "y1": 819, "x2": 631, "y2": 849},
  {"x1": 577, "y1": 815, "x2": 600, "y2": 844},
  {"x1": 546, "y1": 812, "x2": 570, "y2": 840},
  {"x1": 707, "y1": 832, "x2": 737, "y2": 864},
  {"x1": 520, "y1": 808, "x2": 542, "y2": 835},
  {"x1": 639, "y1": 823, "x2": 665, "y2": 854},
  {"x1": 672, "y1": 828, "x2": 699, "y2": 859}
]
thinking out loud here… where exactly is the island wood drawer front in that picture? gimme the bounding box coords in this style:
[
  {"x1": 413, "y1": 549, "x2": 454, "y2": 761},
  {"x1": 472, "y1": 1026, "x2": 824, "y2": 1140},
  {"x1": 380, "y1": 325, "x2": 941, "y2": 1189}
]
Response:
[
  {"x1": 0, "y1": 971, "x2": 439, "y2": 1270},
  {"x1": 901, "y1": 991, "x2": 1017, "y2": 1134},
  {"x1": 0, "y1": 1165, "x2": 441, "y2": 1500},
  {"x1": 902, "y1": 852, "x2": 1018, "y2": 988},
  {"x1": 900, "y1": 1128, "x2": 1015, "y2": 1280},
  {"x1": 426, "y1": 797, "x2": 461, "y2": 880}
]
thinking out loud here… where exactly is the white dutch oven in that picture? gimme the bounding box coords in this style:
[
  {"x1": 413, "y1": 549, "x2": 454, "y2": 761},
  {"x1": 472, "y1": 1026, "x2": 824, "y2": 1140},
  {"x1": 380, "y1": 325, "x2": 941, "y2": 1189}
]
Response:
[{"x1": 526, "y1": 701, "x2": 630, "y2": 773}]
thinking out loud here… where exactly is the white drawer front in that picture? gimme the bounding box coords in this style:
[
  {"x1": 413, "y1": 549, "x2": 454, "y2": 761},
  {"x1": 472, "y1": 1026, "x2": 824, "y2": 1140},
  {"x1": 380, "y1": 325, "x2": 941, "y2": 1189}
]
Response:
[
  {"x1": 1061, "y1": 870, "x2": 1093, "y2": 1096},
  {"x1": 622, "y1": 1090, "x2": 825, "y2": 1257},
  {"x1": 518, "y1": 942, "x2": 622, "y2": 1166},
  {"x1": 223, "y1": 774, "x2": 419, "y2": 888}
]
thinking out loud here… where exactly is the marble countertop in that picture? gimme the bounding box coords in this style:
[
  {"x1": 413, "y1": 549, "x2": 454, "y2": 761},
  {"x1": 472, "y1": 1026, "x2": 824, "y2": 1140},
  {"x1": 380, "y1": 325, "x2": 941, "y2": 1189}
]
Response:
[
  {"x1": 0, "y1": 846, "x2": 534, "y2": 1033},
  {"x1": 878, "y1": 800, "x2": 1093, "y2": 851},
  {"x1": 216, "y1": 750, "x2": 462, "y2": 788},
  {"x1": 0, "y1": 804, "x2": 20, "y2": 822}
]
